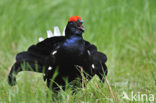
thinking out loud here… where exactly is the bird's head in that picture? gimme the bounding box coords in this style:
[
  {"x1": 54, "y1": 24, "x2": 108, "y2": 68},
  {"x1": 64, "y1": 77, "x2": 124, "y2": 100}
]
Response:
[{"x1": 65, "y1": 16, "x2": 84, "y2": 37}]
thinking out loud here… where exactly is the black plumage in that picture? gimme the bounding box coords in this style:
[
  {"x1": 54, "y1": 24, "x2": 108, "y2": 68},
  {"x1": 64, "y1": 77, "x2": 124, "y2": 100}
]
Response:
[{"x1": 8, "y1": 16, "x2": 108, "y2": 91}]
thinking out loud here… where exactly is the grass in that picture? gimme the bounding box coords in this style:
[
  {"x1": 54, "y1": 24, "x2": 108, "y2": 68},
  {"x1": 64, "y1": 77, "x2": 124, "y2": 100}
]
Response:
[{"x1": 0, "y1": 0, "x2": 156, "y2": 102}]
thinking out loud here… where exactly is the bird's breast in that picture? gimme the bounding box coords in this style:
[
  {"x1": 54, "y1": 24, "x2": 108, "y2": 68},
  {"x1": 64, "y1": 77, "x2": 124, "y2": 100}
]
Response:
[{"x1": 62, "y1": 37, "x2": 85, "y2": 56}]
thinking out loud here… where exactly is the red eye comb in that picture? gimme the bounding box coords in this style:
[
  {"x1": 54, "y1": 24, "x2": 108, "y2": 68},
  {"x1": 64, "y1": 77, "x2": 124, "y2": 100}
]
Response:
[{"x1": 69, "y1": 16, "x2": 82, "y2": 22}]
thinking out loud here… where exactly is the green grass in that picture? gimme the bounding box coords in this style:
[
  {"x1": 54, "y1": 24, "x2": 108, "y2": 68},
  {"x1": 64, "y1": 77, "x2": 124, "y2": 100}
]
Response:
[{"x1": 0, "y1": 0, "x2": 156, "y2": 102}]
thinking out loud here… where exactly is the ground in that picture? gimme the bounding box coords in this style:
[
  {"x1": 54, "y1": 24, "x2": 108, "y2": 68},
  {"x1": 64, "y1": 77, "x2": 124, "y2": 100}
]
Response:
[{"x1": 0, "y1": 0, "x2": 155, "y2": 103}]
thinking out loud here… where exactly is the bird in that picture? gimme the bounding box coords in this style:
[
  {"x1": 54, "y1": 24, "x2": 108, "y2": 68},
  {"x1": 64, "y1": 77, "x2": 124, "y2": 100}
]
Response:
[{"x1": 8, "y1": 16, "x2": 108, "y2": 91}]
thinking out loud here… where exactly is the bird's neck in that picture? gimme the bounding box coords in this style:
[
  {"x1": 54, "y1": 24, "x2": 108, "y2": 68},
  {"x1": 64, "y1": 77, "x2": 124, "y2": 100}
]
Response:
[
  {"x1": 69, "y1": 35, "x2": 83, "y2": 40},
  {"x1": 64, "y1": 35, "x2": 83, "y2": 46},
  {"x1": 65, "y1": 26, "x2": 83, "y2": 38}
]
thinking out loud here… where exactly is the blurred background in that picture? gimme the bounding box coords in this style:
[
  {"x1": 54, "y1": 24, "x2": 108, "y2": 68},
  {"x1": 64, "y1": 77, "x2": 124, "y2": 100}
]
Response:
[{"x1": 0, "y1": 0, "x2": 155, "y2": 102}]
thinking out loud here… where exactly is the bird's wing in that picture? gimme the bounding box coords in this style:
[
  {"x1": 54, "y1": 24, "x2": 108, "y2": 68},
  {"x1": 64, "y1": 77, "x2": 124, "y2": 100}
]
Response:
[
  {"x1": 96, "y1": 52, "x2": 107, "y2": 63},
  {"x1": 8, "y1": 36, "x2": 66, "y2": 86},
  {"x1": 95, "y1": 52, "x2": 108, "y2": 80},
  {"x1": 28, "y1": 36, "x2": 65, "y2": 56},
  {"x1": 84, "y1": 40, "x2": 97, "y2": 53}
]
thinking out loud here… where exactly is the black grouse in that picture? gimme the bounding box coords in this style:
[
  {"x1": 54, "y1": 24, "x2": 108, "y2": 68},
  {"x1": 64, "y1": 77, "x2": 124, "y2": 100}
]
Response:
[{"x1": 8, "y1": 16, "x2": 108, "y2": 91}]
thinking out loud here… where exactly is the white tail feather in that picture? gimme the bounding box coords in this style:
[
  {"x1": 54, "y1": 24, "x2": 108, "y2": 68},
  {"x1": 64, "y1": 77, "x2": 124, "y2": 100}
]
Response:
[
  {"x1": 54, "y1": 26, "x2": 61, "y2": 36},
  {"x1": 38, "y1": 26, "x2": 65, "y2": 42},
  {"x1": 39, "y1": 37, "x2": 44, "y2": 42},
  {"x1": 62, "y1": 27, "x2": 65, "y2": 36},
  {"x1": 47, "y1": 30, "x2": 53, "y2": 38}
]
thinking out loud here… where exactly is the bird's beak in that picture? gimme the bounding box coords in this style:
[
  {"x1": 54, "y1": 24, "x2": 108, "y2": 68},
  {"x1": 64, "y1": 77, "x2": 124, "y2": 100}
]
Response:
[
  {"x1": 79, "y1": 20, "x2": 84, "y2": 24},
  {"x1": 77, "y1": 19, "x2": 84, "y2": 32},
  {"x1": 79, "y1": 25, "x2": 84, "y2": 32}
]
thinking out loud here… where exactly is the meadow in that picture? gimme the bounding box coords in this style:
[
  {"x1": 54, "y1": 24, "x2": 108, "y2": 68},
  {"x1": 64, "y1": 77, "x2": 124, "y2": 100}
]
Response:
[{"x1": 0, "y1": 0, "x2": 155, "y2": 102}]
